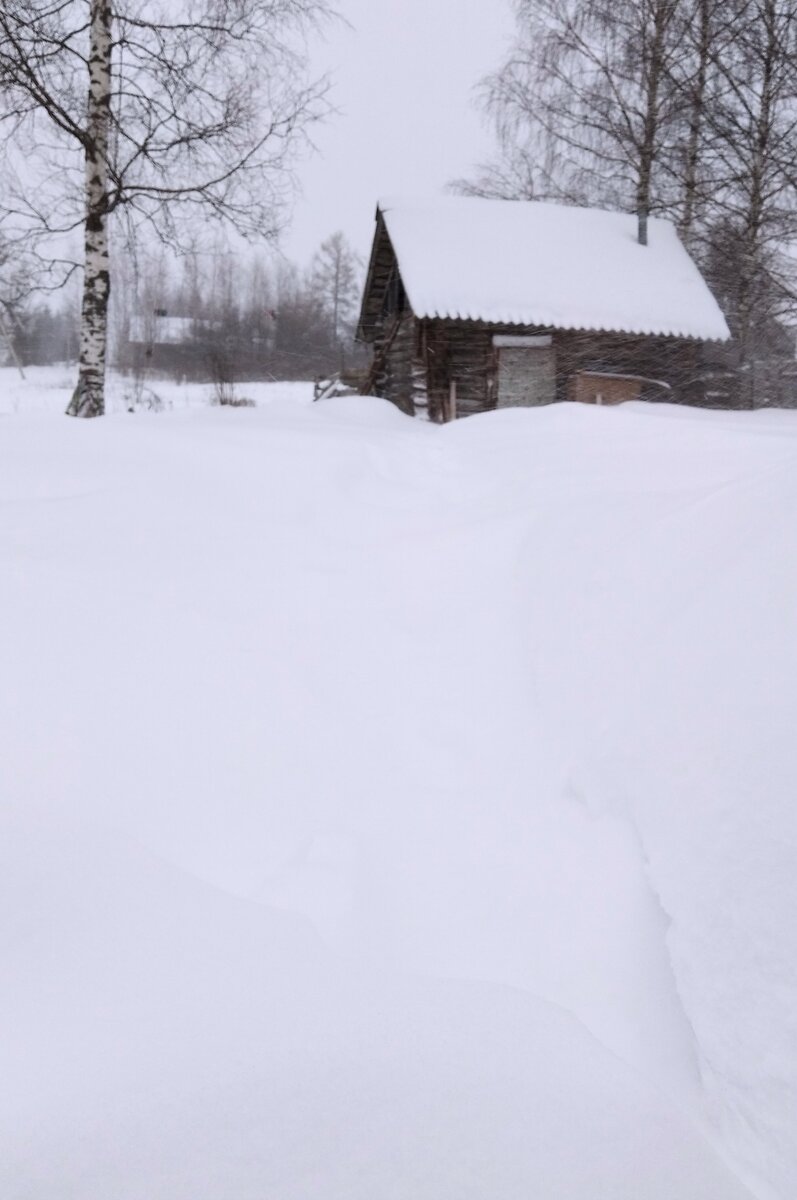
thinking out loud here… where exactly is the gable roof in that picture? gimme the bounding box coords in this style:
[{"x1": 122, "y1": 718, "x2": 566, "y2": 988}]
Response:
[{"x1": 359, "y1": 196, "x2": 730, "y2": 343}]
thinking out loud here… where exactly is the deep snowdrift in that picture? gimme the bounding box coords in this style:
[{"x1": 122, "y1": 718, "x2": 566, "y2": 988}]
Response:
[{"x1": 2, "y1": 370, "x2": 795, "y2": 1198}]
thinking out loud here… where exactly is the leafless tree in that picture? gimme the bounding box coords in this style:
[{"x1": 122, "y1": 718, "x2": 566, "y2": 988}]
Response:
[
  {"x1": 704, "y1": 0, "x2": 797, "y2": 378},
  {"x1": 664, "y1": 0, "x2": 729, "y2": 241},
  {"x1": 0, "y1": 230, "x2": 32, "y2": 376},
  {"x1": 0, "y1": 0, "x2": 331, "y2": 417},
  {"x1": 450, "y1": 143, "x2": 548, "y2": 202},
  {"x1": 481, "y1": 0, "x2": 685, "y2": 244},
  {"x1": 310, "y1": 230, "x2": 362, "y2": 364}
]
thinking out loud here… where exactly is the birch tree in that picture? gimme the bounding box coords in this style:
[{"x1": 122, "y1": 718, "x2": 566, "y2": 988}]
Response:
[
  {"x1": 482, "y1": 0, "x2": 684, "y2": 243},
  {"x1": 706, "y1": 0, "x2": 797, "y2": 377},
  {"x1": 0, "y1": 234, "x2": 26, "y2": 376},
  {"x1": 666, "y1": 0, "x2": 727, "y2": 241},
  {"x1": 0, "y1": 0, "x2": 330, "y2": 417}
]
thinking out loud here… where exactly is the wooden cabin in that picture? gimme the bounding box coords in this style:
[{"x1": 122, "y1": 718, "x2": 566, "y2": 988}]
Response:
[{"x1": 356, "y1": 197, "x2": 731, "y2": 420}]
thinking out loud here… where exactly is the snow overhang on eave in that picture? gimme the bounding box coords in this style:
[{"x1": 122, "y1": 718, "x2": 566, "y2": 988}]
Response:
[{"x1": 408, "y1": 310, "x2": 732, "y2": 342}]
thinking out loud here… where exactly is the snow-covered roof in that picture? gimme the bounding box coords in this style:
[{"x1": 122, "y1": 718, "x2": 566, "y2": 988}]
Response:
[{"x1": 375, "y1": 196, "x2": 730, "y2": 342}]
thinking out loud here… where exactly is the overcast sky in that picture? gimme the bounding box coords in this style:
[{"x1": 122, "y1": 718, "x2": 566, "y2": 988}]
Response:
[{"x1": 281, "y1": 0, "x2": 516, "y2": 266}]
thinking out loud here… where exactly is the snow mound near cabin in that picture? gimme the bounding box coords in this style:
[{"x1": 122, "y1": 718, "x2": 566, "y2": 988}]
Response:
[{"x1": 1, "y1": 370, "x2": 796, "y2": 1198}]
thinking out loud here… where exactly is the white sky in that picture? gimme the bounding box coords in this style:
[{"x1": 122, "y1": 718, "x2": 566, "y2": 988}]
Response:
[{"x1": 281, "y1": 0, "x2": 516, "y2": 267}]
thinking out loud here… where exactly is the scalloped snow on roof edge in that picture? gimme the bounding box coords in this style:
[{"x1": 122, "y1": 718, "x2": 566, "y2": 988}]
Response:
[
  {"x1": 378, "y1": 196, "x2": 731, "y2": 343},
  {"x1": 407, "y1": 307, "x2": 726, "y2": 341}
]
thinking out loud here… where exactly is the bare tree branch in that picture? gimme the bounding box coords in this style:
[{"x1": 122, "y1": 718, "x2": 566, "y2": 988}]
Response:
[{"x1": 0, "y1": 0, "x2": 333, "y2": 415}]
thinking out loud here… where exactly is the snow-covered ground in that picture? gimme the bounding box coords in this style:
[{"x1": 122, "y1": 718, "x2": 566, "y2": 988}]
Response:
[
  {"x1": 2, "y1": 366, "x2": 796, "y2": 1199},
  {"x1": 0, "y1": 363, "x2": 311, "y2": 416}
]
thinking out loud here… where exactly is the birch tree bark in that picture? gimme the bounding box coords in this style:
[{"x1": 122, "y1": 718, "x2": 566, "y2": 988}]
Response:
[
  {"x1": 0, "y1": 0, "x2": 330, "y2": 419},
  {"x1": 698, "y1": 0, "x2": 797, "y2": 400},
  {"x1": 66, "y1": 0, "x2": 112, "y2": 419},
  {"x1": 677, "y1": 0, "x2": 714, "y2": 241}
]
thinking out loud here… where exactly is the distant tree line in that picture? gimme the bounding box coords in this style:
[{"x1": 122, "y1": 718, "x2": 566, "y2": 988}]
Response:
[
  {"x1": 462, "y1": 0, "x2": 797, "y2": 407},
  {"x1": 2, "y1": 231, "x2": 366, "y2": 385}
]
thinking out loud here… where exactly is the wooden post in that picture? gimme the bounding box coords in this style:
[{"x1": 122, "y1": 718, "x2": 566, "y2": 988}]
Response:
[{"x1": 448, "y1": 378, "x2": 457, "y2": 422}]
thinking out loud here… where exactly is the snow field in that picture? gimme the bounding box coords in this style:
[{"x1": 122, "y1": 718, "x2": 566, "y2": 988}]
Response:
[{"x1": 2, "y1": 367, "x2": 796, "y2": 1197}]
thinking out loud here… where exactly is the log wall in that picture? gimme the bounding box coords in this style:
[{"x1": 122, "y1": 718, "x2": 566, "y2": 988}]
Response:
[
  {"x1": 366, "y1": 312, "x2": 706, "y2": 419},
  {"x1": 368, "y1": 313, "x2": 419, "y2": 416}
]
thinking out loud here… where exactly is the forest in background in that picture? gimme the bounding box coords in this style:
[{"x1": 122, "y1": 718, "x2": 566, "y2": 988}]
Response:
[{"x1": 1, "y1": 229, "x2": 366, "y2": 386}]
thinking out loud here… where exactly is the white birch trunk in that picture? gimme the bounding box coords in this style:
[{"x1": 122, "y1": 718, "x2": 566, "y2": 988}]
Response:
[{"x1": 67, "y1": 0, "x2": 112, "y2": 418}]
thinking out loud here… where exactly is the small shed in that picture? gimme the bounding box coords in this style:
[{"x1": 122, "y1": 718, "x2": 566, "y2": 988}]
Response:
[{"x1": 356, "y1": 196, "x2": 731, "y2": 420}]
